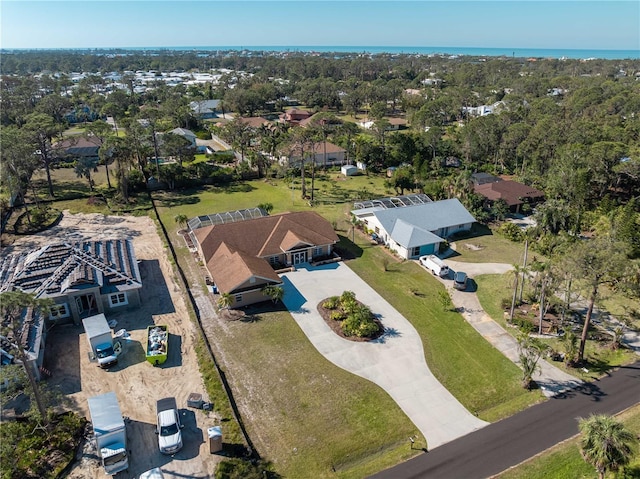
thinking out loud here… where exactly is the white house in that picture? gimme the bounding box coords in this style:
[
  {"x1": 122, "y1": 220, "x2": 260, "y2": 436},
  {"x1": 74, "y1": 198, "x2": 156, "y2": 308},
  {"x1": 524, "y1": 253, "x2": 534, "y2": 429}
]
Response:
[
  {"x1": 169, "y1": 127, "x2": 197, "y2": 147},
  {"x1": 351, "y1": 198, "x2": 476, "y2": 259},
  {"x1": 283, "y1": 141, "x2": 347, "y2": 167}
]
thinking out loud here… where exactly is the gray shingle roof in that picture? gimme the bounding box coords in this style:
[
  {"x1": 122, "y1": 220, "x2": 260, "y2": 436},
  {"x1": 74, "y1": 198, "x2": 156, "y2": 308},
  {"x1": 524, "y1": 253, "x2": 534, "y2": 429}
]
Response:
[{"x1": 0, "y1": 239, "x2": 142, "y2": 299}]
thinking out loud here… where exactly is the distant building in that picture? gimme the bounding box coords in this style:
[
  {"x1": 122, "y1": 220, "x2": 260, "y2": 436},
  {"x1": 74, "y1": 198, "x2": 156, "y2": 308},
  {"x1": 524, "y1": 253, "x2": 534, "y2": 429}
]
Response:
[
  {"x1": 474, "y1": 180, "x2": 545, "y2": 213},
  {"x1": 190, "y1": 99, "x2": 221, "y2": 119}
]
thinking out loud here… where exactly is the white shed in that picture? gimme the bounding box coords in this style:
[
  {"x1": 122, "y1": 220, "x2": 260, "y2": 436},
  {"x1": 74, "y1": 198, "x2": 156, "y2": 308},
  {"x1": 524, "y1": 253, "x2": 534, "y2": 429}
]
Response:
[{"x1": 341, "y1": 165, "x2": 358, "y2": 176}]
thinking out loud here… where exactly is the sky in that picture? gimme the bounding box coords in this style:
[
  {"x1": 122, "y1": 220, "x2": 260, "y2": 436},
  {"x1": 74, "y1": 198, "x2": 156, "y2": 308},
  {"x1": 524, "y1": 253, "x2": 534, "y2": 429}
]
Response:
[{"x1": 1, "y1": 0, "x2": 639, "y2": 51}]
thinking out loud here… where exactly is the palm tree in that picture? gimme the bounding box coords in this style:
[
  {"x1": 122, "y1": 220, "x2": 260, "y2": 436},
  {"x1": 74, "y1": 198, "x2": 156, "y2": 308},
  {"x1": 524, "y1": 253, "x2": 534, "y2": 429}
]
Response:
[
  {"x1": 517, "y1": 333, "x2": 546, "y2": 390},
  {"x1": 262, "y1": 285, "x2": 284, "y2": 304},
  {"x1": 578, "y1": 414, "x2": 638, "y2": 479},
  {"x1": 562, "y1": 331, "x2": 579, "y2": 367},
  {"x1": 217, "y1": 293, "x2": 233, "y2": 310},
  {"x1": 174, "y1": 214, "x2": 189, "y2": 231},
  {"x1": 257, "y1": 203, "x2": 273, "y2": 214},
  {"x1": 508, "y1": 263, "x2": 523, "y2": 322}
]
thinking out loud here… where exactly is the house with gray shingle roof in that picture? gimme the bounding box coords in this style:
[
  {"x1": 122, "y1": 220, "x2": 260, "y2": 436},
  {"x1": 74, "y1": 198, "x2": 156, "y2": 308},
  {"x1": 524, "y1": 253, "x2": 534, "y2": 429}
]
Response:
[
  {"x1": 351, "y1": 198, "x2": 476, "y2": 259},
  {"x1": 0, "y1": 239, "x2": 142, "y2": 324}
]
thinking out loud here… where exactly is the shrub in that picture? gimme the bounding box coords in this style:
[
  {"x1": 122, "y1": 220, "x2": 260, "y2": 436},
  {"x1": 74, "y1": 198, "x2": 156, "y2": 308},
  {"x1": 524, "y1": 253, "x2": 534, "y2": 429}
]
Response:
[
  {"x1": 501, "y1": 297, "x2": 513, "y2": 310},
  {"x1": 331, "y1": 311, "x2": 346, "y2": 321},
  {"x1": 323, "y1": 297, "x2": 340, "y2": 310},
  {"x1": 497, "y1": 222, "x2": 524, "y2": 242},
  {"x1": 127, "y1": 169, "x2": 145, "y2": 192}
]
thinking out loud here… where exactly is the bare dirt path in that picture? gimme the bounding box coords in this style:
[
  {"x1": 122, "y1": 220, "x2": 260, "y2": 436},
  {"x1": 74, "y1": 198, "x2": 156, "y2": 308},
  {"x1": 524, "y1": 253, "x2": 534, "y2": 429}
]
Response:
[{"x1": 2, "y1": 211, "x2": 221, "y2": 479}]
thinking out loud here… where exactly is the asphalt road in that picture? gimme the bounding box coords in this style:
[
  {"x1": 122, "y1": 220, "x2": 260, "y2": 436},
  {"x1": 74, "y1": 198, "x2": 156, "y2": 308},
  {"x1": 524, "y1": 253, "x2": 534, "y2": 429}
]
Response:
[{"x1": 370, "y1": 360, "x2": 640, "y2": 479}]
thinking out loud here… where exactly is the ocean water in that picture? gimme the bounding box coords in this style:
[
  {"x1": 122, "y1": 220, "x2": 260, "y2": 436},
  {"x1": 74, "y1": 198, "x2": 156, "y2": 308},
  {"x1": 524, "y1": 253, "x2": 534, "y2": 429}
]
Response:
[{"x1": 114, "y1": 45, "x2": 640, "y2": 60}]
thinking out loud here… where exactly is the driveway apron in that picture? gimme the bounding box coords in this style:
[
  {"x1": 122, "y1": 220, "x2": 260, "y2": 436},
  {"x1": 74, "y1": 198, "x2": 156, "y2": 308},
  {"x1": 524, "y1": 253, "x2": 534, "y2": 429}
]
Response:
[{"x1": 280, "y1": 262, "x2": 487, "y2": 449}]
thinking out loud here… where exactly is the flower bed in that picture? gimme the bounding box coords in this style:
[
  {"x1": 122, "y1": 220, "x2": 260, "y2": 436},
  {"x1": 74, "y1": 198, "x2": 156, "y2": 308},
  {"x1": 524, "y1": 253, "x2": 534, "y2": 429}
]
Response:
[{"x1": 317, "y1": 291, "x2": 384, "y2": 341}]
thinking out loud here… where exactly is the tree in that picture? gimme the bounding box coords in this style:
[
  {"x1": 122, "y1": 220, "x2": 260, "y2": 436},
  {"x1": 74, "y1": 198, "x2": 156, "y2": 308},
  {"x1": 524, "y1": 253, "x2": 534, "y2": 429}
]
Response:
[
  {"x1": 578, "y1": 414, "x2": 638, "y2": 479},
  {"x1": 257, "y1": 202, "x2": 273, "y2": 214},
  {"x1": 0, "y1": 291, "x2": 54, "y2": 425},
  {"x1": 262, "y1": 285, "x2": 284, "y2": 304},
  {"x1": 74, "y1": 157, "x2": 99, "y2": 192},
  {"x1": 562, "y1": 236, "x2": 629, "y2": 363},
  {"x1": 437, "y1": 290, "x2": 453, "y2": 312},
  {"x1": 217, "y1": 293, "x2": 233, "y2": 310},
  {"x1": 508, "y1": 263, "x2": 524, "y2": 322},
  {"x1": 23, "y1": 112, "x2": 59, "y2": 198},
  {"x1": 0, "y1": 125, "x2": 41, "y2": 218},
  {"x1": 516, "y1": 333, "x2": 546, "y2": 390},
  {"x1": 85, "y1": 120, "x2": 115, "y2": 188},
  {"x1": 102, "y1": 136, "x2": 135, "y2": 201},
  {"x1": 162, "y1": 132, "x2": 195, "y2": 167},
  {"x1": 174, "y1": 214, "x2": 188, "y2": 231}
]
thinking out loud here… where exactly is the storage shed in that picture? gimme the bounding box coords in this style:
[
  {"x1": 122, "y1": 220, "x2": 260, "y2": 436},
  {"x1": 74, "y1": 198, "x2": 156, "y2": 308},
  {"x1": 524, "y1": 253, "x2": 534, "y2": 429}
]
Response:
[{"x1": 341, "y1": 165, "x2": 357, "y2": 176}]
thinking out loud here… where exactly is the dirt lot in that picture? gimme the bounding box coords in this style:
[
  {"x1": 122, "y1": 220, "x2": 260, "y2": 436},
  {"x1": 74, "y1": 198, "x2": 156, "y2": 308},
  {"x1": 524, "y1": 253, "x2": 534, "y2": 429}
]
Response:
[{"x1": 2, "y1": 212, "x2": 220, "y2": 479}]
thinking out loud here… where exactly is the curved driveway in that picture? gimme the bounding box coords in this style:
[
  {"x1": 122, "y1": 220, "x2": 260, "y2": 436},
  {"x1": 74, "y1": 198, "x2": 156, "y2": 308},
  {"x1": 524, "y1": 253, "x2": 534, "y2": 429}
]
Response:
[{"x1": 280, "y1": 262, "x2": 488, "y2": 449}]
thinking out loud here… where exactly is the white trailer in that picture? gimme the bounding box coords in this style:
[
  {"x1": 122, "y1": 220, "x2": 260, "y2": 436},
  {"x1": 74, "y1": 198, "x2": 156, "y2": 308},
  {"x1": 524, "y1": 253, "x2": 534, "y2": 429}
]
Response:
[
  {"x1": 87, "y1": 392, "x2": 129, "y2": 475},
  {"x1": 419, "y1": 255, "x2": 450, "y2": 277},
  {"x1": 82, "y1": 314, "x2": 118, "y2": 368}
]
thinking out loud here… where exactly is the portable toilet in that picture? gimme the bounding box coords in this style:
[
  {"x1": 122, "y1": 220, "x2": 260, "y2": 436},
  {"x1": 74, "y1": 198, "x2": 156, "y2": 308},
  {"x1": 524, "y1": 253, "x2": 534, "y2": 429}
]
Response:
[{"x1": 208, "y1": 426, "x2": 223, "y2": 453}]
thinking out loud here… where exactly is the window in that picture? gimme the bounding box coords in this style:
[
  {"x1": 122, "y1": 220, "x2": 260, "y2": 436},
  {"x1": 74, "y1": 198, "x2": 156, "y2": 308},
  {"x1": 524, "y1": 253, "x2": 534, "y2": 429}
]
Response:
[
  {"x1": 109, "y1": 293, "x2": 128, "y2": 307},
  {"x1": 234, "y1": 294, "x2": 242, "y2": 303},
  {"x1": 269, "y1": 256, "x2": 278, "y2": 266},
  {"x1": 314, "y1": 247, "x2": 323, "y2": 257},
  {"x1": 411, "y1": 247, "x2": 420, "y2": 257},
  {"x1": 49, "y1": 303, "x2": 70, "y2": 320},
  {"x1": 374, "y1": 226, "x2": 380, "y2": 234}
]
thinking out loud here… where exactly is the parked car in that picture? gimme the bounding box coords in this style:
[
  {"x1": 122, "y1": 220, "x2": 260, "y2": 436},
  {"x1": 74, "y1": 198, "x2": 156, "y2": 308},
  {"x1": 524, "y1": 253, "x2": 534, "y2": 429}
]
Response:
[
  {"x1": 453, "y1": 271, "x2": 468, "y2": 290},
  {"x1": 156, "y1": 397, "x2": 183, "y2": 454}
]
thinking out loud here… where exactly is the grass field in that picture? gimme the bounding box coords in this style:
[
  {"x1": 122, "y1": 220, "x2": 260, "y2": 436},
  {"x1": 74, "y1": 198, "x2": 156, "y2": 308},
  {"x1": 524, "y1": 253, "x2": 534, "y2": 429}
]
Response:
[
  {"x1": 496, "y1": 404, "x2": 640, "y2": 479},
  {"x1": 448, "y1": 224, "x2": 534, "y2": 265}
]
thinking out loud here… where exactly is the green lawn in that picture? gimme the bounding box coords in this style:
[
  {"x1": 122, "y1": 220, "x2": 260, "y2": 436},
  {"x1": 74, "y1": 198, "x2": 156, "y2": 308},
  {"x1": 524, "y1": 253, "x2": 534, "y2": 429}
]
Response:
[
  {"x1": 447, "y1": 224, "x2": 545, "y2": 265},
  {"x1": 154, "y1": 174, "x2": 390, "y2": 233},
  {"x1": 496, "y1": 404, "x2": 640, "y2": 479}
]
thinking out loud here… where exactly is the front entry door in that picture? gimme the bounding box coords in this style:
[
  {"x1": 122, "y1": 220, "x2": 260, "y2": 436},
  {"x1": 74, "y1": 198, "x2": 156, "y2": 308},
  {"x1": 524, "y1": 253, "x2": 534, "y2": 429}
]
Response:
[
  {"x1": 292, "y1": 251, "x2": 307, "y2": 265},
  {"x1": 75, "y1": 294, "x2": 98, "y2": 318}
]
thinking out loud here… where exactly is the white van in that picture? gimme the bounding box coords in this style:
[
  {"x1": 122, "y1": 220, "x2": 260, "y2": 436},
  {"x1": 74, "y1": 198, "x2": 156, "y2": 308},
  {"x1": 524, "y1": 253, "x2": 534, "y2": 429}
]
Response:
[{"x1": 419, "y1": 255, "x2": 449, "y2": 277}]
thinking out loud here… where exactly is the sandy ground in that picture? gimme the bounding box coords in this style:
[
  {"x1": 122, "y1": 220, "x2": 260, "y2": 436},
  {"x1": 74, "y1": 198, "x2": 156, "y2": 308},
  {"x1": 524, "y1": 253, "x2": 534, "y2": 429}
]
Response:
[{"x1": 2, "y1": 212, "x2": 221, "y2": 479}]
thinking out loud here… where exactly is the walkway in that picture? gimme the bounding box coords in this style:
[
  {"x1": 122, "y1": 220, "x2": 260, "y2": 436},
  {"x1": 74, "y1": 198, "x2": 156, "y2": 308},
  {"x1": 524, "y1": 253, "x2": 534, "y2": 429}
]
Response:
[
  {"x1": 443, "y1": 259, "x2": 582, "y2": 397},
  {"x1": 280, "y1": 262, "x2": 488, "y2": 449}
]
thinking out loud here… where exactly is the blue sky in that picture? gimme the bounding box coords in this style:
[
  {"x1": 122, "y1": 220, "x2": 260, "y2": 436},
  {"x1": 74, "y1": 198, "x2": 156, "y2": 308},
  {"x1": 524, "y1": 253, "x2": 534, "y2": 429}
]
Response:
[{"x1": 1, "y1": 1, "x2": 639, "y2": 50}]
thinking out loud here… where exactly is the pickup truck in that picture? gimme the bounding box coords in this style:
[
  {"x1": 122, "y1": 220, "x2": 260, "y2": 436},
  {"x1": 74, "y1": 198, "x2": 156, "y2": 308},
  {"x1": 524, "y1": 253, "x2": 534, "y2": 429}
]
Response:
[{"x1": 156, "y1": 397, "x2": 183, "y2": 455}]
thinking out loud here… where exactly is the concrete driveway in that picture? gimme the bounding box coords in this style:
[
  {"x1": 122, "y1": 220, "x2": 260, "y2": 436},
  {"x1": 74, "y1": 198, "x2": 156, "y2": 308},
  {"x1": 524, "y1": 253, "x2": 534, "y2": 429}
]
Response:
[{"x1": 280, "y1": 262, "x2": 487, "y2": 449}]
